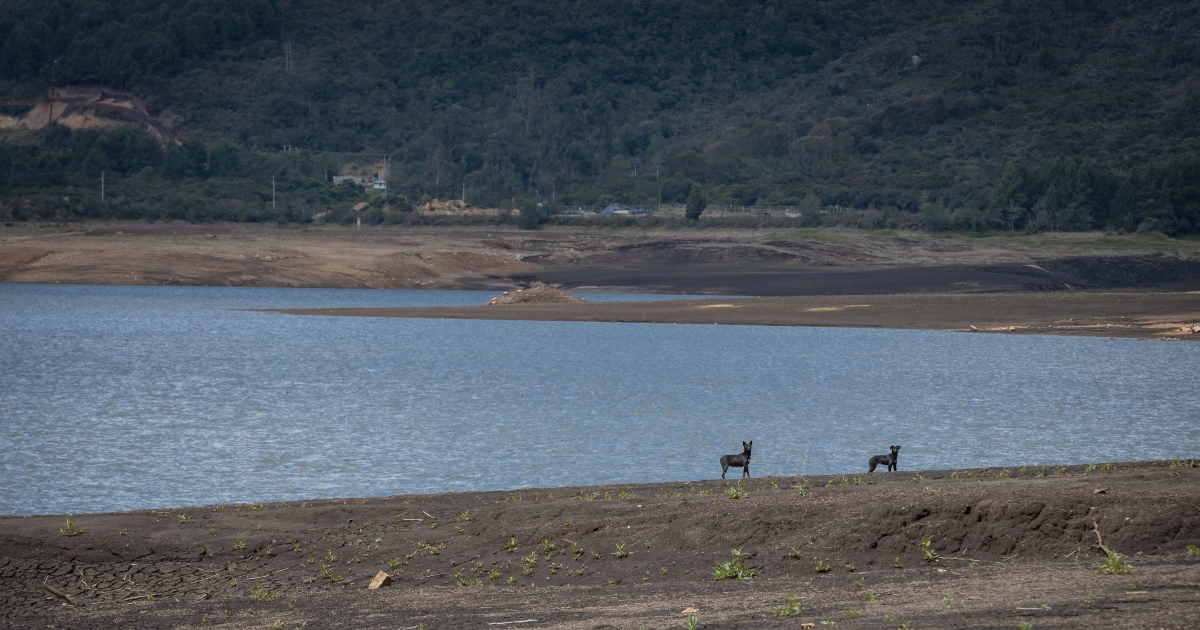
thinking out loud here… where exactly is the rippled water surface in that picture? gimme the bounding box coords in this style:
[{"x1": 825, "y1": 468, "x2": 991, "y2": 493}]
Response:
[{"x1": 2, "y1": 283, "x2": 1197, "y2": 515}]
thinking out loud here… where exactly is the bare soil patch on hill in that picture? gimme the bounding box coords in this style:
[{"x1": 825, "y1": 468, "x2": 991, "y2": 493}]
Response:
[{"x1": 3, "y1": 463, "x2": 1198, "y2": 629}]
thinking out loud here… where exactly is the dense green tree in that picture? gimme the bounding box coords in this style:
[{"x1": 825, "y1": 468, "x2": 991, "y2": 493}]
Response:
[
  {"x1": 208, "y1": 142, "x2": 241, "y2": 177},
  {"x1": 685, "y1": 191, "x2": 706, "y2": 221}
]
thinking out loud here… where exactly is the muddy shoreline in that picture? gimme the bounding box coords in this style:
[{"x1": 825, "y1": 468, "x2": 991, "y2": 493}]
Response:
[
  {"x1": 3, "y1": 462, "x2": 1198, "y2": 629},
  {"x1": 277, "y1": 291, "x2": 1200, "y2": 340}
]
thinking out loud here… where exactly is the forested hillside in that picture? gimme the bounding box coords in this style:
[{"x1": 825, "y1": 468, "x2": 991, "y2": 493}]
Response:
[{"x1": 1, "y1": 0, "x2": 1198, "y2": 233}]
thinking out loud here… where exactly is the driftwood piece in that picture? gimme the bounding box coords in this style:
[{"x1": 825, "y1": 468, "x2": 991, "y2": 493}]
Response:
[
  {"x1": 43, "y1": 584, "x2": 79, "y2": 606},
  {"x1": 1092, "y1": 521, "x2": 1107, "y2": 550}
]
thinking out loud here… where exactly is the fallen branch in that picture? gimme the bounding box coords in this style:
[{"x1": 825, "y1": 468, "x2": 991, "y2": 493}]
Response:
[
  {"x1": 422, "y1": 511, "x2": 436, "y2": 520},
  {"x1": 1091, "y1": 521, "x2": 1107, "y2": 550},
  {"x1": 488, "y1": 620, "x2": 538, "y2": 626},
  {"x1": 247, "y1": 568, "x2": 290, "y2": 580},
  {"x1": 44, "y1": 585, "x2": 79, "y2": 606},
  {"x1": 123, "y1": 593, "x2": 157, "y2": 602}
]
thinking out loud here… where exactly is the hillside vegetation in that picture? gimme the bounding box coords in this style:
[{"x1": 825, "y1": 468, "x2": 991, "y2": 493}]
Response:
[{"x1": 0, "y1": 0, "x2": 1198, "y2": 233}]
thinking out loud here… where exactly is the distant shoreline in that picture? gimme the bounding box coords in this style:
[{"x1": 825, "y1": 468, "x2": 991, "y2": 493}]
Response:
[{"x1": 274, "y1": 290, "x2": 1200, "y2": 340}]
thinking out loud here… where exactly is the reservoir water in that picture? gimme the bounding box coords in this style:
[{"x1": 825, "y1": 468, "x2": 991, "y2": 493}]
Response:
[{"x1": 2, "y1": 283, "x2": 1197, "y2": 516}]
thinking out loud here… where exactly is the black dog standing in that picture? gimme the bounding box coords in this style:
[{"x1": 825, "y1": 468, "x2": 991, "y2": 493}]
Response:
[
  {"x1": 720, "y1": 440, "x2": 753, "y2": 479},
  {"x1": 873, "y1": 444, "x2": 902, "y2": 468},
  {"x1": 868, "y1": 445, "x2": 901, "y2": 472}
]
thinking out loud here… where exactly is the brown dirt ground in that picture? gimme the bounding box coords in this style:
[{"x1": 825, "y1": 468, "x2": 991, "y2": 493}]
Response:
[
  {"x1": 3, "y1": 463, "x2": 1198, "y2": 629},
  {"x1": 279, "y1": 292, "x2": 1200, "y2": 340}
]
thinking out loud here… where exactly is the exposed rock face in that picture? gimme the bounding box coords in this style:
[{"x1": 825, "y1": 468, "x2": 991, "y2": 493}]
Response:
[{"x1": 485, "y1": 282, "x2": 585, "y2": 305}]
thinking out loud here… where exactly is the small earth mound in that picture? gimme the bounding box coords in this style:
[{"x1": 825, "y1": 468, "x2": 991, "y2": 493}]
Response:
[{"x1": 486, "y1": 282, "x2": 585, "y2": 305}]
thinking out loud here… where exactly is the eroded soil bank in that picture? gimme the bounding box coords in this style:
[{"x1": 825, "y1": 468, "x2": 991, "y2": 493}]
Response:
[{"x1": 3, "y1": 462, "x2": 1198, "y2": 629}]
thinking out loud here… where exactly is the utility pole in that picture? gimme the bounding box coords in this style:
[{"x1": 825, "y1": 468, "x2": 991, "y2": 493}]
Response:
[
  {"x1": 47, "y1": 60, "x2": 57, "y2": 130},
  {"x1": 272, "y1": 177, "x2": 276, "y2": 209},
  {"x1": 381, "y1": 153, "x2": 390, "y2": 200},
  {"x1": 461, "y1": 182, "x2": 465, "y2": 203},
  {"x1": 101, "y1": 171, "x2": 105, "y2": 202}
]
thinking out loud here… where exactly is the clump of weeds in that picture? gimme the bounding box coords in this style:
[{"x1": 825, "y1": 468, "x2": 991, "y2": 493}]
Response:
[
  {"x1": 814, "y1": 558, "x2": 832, "y2": 573},
  {"x1": 713, "y1": 548, "x2": 754, "y2": 580},
  {"x1": 520, "y1": 551, "x2": 538, "y2": 576},
  {"x1": 250, "y1": 583, "x2": 279, "y2": 602},
  {"x1": 770, "y1": 592, "x2": 804, "y2": 617},
  {"x1": 1100, "y1": 546, "x2": 1131, "y2": 574},
  {"x1": 59, "y1": 519, "x2": 84, "y2": 537},
  {"x1": 920, "y1": 536, "x2": 939, "y2": 562}
]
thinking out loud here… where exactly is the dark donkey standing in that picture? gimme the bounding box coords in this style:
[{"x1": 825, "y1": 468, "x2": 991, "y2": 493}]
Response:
[
  {"x1": 720, "y1": 440, "x2": 753, "y2": 479},
  {"x1": 868, "y1": 445, "x2": 901, "y2": 472}
]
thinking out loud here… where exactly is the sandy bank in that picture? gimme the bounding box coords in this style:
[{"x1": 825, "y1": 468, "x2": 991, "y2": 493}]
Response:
[{"x1": 276, "y1": 291, "x2": 1200, "y2": 340}]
